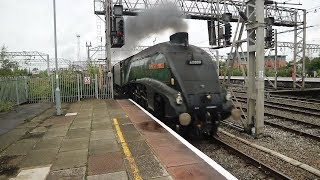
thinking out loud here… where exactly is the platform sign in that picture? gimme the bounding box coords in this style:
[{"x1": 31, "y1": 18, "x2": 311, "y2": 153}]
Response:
[{"x1": 84, "y1": 77, "x2": 91, "y2": 84}]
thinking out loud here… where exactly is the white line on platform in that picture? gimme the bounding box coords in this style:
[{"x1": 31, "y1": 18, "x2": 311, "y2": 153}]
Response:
[
  {"x1": 129, "y1": 99, "x2": 237, "y2": 180},
  {"x1": 10, "y1": 165, "x2": 51, "y2": 180},
  {"x1": 65, "y1": 112, "x2": 78, "y2": 116}
]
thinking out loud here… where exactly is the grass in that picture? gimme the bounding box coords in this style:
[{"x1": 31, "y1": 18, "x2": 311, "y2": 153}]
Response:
[{"x1": 0, "y1": 101, "x2": 15, "y2": 112}]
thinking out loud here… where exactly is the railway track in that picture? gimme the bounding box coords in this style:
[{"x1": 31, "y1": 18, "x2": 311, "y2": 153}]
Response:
[
  {"x1": 269, "y1": 94, "x2": 320, "y2": 104},
  {"x1": 234, "y1": 95, "x2": 320, "y2": 116},
  {"x1": 193, "y1": 129, "x2": 319, "y2": 179},
  {"x1": 211, "y1": 136, "x2": 291, "y2": 180},
  {"x1": 231, "y1": 100, "x2": 320, "y2": 142},
  {"x1": 264, "y1": 118, "x2": 320, "y2": 142},
  {"x1": 192, "y1": 136, "x2": 291, "y2": 179}
]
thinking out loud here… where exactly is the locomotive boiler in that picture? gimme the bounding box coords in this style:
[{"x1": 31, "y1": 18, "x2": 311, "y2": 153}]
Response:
[{"x1": 113, "y1": 32, "x2": 233, "y2": 137}]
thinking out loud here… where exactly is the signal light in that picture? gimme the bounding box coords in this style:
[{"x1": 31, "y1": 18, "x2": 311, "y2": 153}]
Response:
[
  {"x1": 118, "y1": 19, "x2": 124, "y2": 34},
  {"x1": 224, "y1": 23, "x2": 232, "y2": 46},
  {"x1": 265, "y1": 26, "x2": 275, "y2": 48},
  {"x1": 111, "y1": 17, "x2": 125, "y2": 48}
]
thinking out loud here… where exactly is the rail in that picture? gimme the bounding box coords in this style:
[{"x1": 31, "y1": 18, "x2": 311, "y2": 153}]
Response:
[{"x1": 212, "y1": 135, "x2": 291, "y2": 180}]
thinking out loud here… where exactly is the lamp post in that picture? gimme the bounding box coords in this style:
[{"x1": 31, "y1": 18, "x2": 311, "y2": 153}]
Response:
[{"x1": 53, "y1": 0, "x2": 62, "y2": 115}]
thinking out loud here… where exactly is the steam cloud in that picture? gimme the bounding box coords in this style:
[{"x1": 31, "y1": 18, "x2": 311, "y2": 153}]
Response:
[
  {"x1": 113, "y1": 3, "x2": 188, "y2": 60},
  {"x1": 125, "y1": 3, "x2": 188, "y2": 46}
]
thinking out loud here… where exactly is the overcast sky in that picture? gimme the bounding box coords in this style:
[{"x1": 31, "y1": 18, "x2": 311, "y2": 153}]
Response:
[{"x1": 0, "y1": 0, "x2": 319, "y2": 65}]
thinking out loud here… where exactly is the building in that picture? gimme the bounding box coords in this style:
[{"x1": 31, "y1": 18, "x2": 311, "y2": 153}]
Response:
[{"x1": 227, "y1": 52, "x2": 287, "y2": 69}]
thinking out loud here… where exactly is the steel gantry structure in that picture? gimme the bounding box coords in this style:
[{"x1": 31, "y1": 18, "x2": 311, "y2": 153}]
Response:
[
  {"x1": 4, "y1": 51, "x2": 51, "y2": 75},
  {"x1": 94, "y1": 0, "x2": 308, "y2": 136},
  {"x1": 278, "y1": 41, "x2": 320, "y2": 54},
  {"x1": 3, "y1": 51, "x2": 74, "y2": 73}
]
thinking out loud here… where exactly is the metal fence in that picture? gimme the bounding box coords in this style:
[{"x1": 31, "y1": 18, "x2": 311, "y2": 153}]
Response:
[
  {"x1": 28, "y1": 76, "x2": 54, "y2": 103},
  {"x1": 0, "y1": 77, "x2": 28, "y2": 105},
  {"x1": 0, "y1": 73, "x2": 113, "y2": 105}
]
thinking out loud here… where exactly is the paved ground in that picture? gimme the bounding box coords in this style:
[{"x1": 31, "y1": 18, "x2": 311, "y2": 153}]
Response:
[
  {"x1": 0, "y1": 103, "x2": 52, "y2": 135},
  {"x1": 0, "y1": 99, "x2": 172, "y2": 180},
  {"x1": 0, "y1": 99, "x2": 229, "y2": 180},
  {"x1": 118, "y1": 100, "x2": 226, "y2": 180}
]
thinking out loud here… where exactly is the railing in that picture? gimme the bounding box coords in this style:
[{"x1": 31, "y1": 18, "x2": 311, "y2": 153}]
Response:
[
  {"x1": 0, "y1": 73, "x2": 113, "y2": 105},
  {"x1": 0, "y1": 77, "x2": 28, "y2": 105}
]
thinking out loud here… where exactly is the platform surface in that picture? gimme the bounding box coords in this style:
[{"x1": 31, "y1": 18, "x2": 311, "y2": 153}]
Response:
[{"x1": 0, "y1": 99, "x2": 233, "y2": 180}]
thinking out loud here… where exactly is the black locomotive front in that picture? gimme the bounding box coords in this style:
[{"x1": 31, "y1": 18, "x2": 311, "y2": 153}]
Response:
[{"x1": 113, "y1": 32, "x2": 232, "y2": 137}]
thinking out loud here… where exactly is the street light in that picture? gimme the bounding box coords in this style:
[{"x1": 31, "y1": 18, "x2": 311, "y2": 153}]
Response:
[{"x1": 53, "y1": 0, "x2": 62, "y2": 115}]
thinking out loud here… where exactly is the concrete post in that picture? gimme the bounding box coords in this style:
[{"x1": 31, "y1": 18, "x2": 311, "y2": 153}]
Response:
[
  {"x1": 15, "y1": 77, "x2": 20, "y2": 105},
  {"x1": 105, "y1": 0, "x2": 114, "y2": 99},
  {"x1": 246, "y1": 0, "x2": 265, "y2": 136},
  {"x1": 47, "y1": 55, "x2": 50, "y2": 76},
  {"x1": 301, "y1": 9, "x2": 307, "y2": 89},
  {"x1": 293, "y1": 12, "x2": 298, "y2": 89},
  {"x1": 95, "y1": 74, "x2": 99, "y2": 99},
  {"x1": 254, "y1": 0, "x2": 265, "y2": 136},
  {"x1": 77, "y1": 74, "x2": 80, "y2": 101},
  {"x1": 274, "y1": 30, "x2": 278, "y2": 89}
]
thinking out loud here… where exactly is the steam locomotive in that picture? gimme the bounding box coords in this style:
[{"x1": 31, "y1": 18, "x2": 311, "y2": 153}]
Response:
[{"x1": 113, "y1": 32, "x2": 233, "y2": 138}]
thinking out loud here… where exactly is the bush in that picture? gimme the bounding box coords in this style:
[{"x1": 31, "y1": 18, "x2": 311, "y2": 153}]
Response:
[
  {"x1": 231, "y1": 68, "x2": 244, "y2": 76},
  {"x1": 0, "y1": 101, "x2": 15, "y2": 112}
]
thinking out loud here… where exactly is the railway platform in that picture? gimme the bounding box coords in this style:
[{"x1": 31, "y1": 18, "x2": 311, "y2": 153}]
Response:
[{"x1": 0, "y1": 99, "x2": 235, "y2": 180}]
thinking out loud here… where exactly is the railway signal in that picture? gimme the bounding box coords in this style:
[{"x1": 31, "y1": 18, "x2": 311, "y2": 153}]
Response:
[
  {"x1": 117, "y1": 18, "x2": 124, "y2": 44},
  {"x1": 265, "y1": 26, "x2": 275, "y2": 48},
  {"x1": 224, "y1": 23, "x2": 232, "y2": 46},
  {"x1": 111, "y1": 17, "x2": 125, "y2": 48},
  {"x1": 111, "y1": 5, "x2": 125, "y2": 48}
]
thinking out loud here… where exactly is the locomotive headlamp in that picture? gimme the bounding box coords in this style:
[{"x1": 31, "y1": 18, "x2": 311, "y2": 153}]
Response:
[
  {"x1": 171, "y1": 78, "x2": 175, "y2": 85},
  {"x1": 226, "y1": 92, "x2": 232, "y2": 101},
  {"x1": 206, "y1": 94, "x2": 212, "y2": 99},
  {"x1": 176, "y1": 92, "x2": 183, "y2": 105},
  {"x1": 179, "y1": 113, "x2": 191, "y2": 126}
]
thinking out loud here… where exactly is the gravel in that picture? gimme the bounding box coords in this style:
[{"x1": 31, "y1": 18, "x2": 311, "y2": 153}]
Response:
[
  {"x1": 220, "y1": 94, "x2": 320, "y2": 179},
  {"x1": 211, "y1": 86, "x2": 320, "y2": 178},
  {"x1": 265, "y1": 107, "x2": 320, "y2": 127},
  {"x1": 193, "y1": 141, "x2": 274, "y2": 180},
  {"x1": 266, "y1": 96, "x2": 320, "y2": 110},
  {"x1": 266, "y1": 116, "x2": 320, "y2": 137},
  {"x1": 228, "y1": 102, "x2": 320, "y2": 168},
  {"x1": 216, "y1": 130, "x2": 319, "y2": 179}
]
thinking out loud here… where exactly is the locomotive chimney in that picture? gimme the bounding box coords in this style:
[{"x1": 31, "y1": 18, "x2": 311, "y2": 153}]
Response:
[{"x1": 169, "y1": 32, "x2": 188, "y2": 46}]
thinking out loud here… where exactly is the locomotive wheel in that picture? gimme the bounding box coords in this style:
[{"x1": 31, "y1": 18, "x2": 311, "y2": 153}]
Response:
[
  {"x1": 210, "y1": 120, "x2": 219, "y2": 135},
  {"x1": 154, "y1": 95, "x2": 165, "y2": 118},
  {"x1": 187, "y1": 126, "x2": 203, "y2": 141},
  {"x1": 210, "y1": 114, "x2": 221, "y2": 135}
]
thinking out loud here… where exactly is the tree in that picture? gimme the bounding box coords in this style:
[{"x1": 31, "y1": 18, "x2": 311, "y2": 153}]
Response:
[
  {"x1": 0, "y1": 46, "x2": 18, "y2": 70},
  {"x1": 0, "y1": 45, "x2": 27, "y2": 77},
  {"x1": 306, "y1": 57, "x2": 320, "y2": 76}
]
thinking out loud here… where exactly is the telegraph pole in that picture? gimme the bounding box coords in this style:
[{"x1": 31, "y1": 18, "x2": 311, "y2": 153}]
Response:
[{"x1": 53, "y1": 0, "x2": 62, "y2": 115}]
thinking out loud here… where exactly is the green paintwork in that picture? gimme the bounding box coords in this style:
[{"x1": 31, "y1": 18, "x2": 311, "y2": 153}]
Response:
[{"x1": 124, "y1": 53, "x2": 171, "y2": 85}]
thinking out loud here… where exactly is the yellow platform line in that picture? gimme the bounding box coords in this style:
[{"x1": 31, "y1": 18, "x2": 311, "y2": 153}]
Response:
[{"x1": 113, "y1": 118, "x2": 142, "y2": 180}]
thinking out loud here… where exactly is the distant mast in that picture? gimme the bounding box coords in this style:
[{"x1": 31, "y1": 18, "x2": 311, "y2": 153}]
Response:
[{"x1": 76, "y1": 34, "x2": 80, "y2": 61}]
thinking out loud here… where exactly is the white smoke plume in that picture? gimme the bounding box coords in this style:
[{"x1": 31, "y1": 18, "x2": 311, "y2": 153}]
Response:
[
  {"x1": 113, "y1": 3, "x2": 188, "y2": 60},
  {"x1": 125, "y1": 3, "x2": 188, "y2": 46}
]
